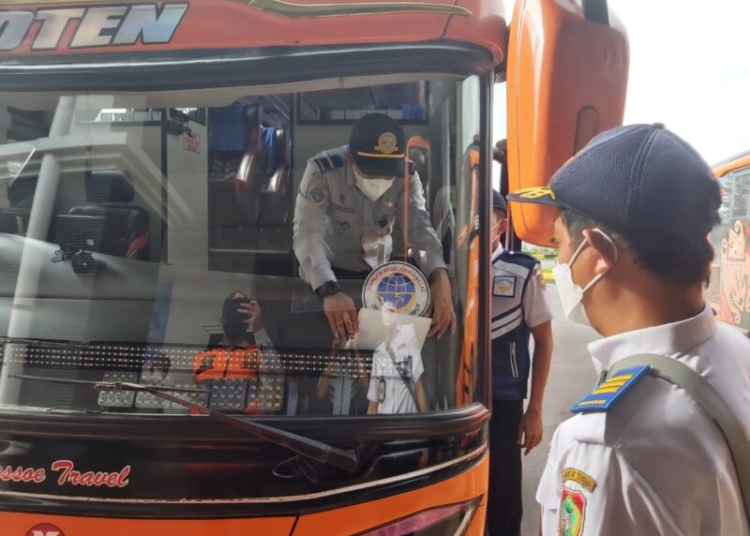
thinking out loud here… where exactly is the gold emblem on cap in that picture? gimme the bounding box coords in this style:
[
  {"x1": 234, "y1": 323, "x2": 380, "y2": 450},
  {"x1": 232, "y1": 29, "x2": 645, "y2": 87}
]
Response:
[
  {"x1": 517, "y1": 187, "x2": 555, "y2": 200},
  {"x1": 374, "y1": 132, "x2": 399, "y2": 155}
]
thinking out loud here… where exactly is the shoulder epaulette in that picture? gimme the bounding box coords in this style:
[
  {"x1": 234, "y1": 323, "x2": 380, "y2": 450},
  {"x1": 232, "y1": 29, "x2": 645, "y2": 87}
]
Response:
[
  {"x1": 497, "y1": 250, "x2": 539, "y2": 269},
  {"x1": 508, "y1": 251, "x2": 539, "y2": 263},
  {"x1": 314, "y1": 152, "x2": 345, "y2": 173},
  {"x1": 571, "y1": 365, "x2": 650, "y2": 413}
]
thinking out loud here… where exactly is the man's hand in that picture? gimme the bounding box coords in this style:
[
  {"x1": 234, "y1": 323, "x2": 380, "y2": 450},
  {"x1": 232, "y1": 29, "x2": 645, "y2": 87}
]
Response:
[
  {"x1": 239, "y1": 300, "x2": 264, "y2": 332},
  {"x1": 517, "y1": 405, "x2": 543, "y2": 456},
  {"x1": 324, "y1": 292, "x2": 359, "y2": 342},
  {"x1": 427, "y1": 269, "x2": 457, "y2": 339}
]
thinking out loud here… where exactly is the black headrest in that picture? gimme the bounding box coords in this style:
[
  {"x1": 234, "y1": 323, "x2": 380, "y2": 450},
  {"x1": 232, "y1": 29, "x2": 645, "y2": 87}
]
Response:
[
  {"x1": 85, "y1": 171, "x2": 135, "y2": 203},
  {"x1": 409, "y1": 147, "x2": 427, "y2": 166}
]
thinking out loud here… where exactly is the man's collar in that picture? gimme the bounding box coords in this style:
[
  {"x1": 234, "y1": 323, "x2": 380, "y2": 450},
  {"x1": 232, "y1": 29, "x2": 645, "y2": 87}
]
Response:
[
  {"x1": 587, "y1": 303, "x2": 717, "y2": 372},
  {"x1": 492, "y1": 242, "x2": 505, "y2": 261}
]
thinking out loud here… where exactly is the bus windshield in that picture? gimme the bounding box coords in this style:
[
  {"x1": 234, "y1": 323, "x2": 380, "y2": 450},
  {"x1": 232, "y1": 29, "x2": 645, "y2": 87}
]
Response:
[{"x1": 0, "y1": 73, "x2": 485, "y2": 419}]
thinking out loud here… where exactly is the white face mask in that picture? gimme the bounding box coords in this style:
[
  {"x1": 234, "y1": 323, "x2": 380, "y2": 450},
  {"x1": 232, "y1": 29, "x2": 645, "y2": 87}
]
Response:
[
  {"x1": 353, "y1": 168, "x2": 394, "y2": 201},
  {"x1": 552, "y1": 229, "x2": 617, "y2": 326},
  {"x1": 491, "y1": 220, "x2": 506, "y2": 251}
]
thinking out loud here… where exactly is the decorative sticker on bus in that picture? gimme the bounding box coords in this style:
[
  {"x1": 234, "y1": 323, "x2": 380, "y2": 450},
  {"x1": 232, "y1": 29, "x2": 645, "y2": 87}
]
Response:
[
  {"x1": 718, "y1": 219, "x2": 750, "y2": 328},
  {"x1": 26, "y1": 524, "x2": 66, "y2": 536},
  {"x1": 0, "y1": 3, "x2": 189, "y2": 51},
  {"x1": 0, "y1": 460, "x2": 131, "y2": 488}
]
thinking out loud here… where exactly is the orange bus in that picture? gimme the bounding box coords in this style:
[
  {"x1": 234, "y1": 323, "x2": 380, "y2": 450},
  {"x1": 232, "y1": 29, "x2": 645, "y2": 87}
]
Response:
[
  {"x1": 0, "y1": 1, "x2": 627, "y2": 534},
  {"x1": 708, "y1": 152, "x2": 750, "y2": 334}
]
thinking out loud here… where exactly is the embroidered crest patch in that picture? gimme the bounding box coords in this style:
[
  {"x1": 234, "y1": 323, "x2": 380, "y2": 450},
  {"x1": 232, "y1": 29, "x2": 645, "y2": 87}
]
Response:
[
  {"x1": 306, "y1": 173, "x2": 329, "y2": 207},
  {"x1": 558, "y1": 486, "x2": 586, "y2": 536},
  {"x1": 374, "y1": 132, "x2": 399, "y2": 154},
  {"x1": 493, "y1": 275, "x2": 516, "y2": 297}
]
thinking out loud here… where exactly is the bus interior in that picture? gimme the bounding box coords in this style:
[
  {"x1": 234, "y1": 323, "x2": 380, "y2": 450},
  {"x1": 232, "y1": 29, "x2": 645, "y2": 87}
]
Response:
[{"x1": 0, "y1": 73, "x2": 486, "y2": 418}]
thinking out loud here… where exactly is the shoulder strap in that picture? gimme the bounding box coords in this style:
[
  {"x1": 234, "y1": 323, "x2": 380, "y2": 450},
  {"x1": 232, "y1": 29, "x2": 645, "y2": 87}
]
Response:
[{"x1": 607, "y1": 353, "x2": 750, "y2": 527}]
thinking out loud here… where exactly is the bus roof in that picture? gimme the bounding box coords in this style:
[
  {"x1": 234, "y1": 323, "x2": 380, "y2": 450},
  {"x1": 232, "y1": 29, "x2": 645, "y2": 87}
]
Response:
[
  {"x1": 713, "y1": 150, "x2": 750, "y2": 177},
  {"x1": 0, "y1": 0, "x2": 506, "y2": 65}
]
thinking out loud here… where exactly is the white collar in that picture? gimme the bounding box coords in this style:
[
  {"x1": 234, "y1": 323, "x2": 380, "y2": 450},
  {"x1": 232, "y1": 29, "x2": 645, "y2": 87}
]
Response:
[
  {"x1": 587, "y1": 303, "x2": 717, "y2": 373},
  {"x1": 491, "y1": 242, "x2": 505, "y2": 262}
]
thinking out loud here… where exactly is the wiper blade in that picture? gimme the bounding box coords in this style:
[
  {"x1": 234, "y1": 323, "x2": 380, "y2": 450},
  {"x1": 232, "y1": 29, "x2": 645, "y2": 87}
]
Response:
[{"x1": 10, "y1": 374, "x2": 358, "y2": 472}]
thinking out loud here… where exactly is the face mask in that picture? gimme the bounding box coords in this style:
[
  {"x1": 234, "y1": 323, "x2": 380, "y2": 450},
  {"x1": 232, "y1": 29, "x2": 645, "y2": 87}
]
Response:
[
  {"x1": 552, "y1": 229, "x2": 617, "y2": 326},
  {"x1": 353, "y1": 168, "x2": 394, "y2": 201},
  {"x1": 491, "y1": 220, "x2": 505, "y2": 250}
]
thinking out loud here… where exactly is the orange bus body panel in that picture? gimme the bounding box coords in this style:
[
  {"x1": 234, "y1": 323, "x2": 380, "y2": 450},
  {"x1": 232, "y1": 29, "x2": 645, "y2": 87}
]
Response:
[
  {"x1": 506, "y1": 0, "x2": 629, "y2": 247},
  {"x1": 294, "y1": 454, "x2": 488, "y2": 535},
  {"x1": 0, "y1": 0, "x2": 506, "y2": 65},
  {"x1": 2, "y1": 454, "x2": 488, "y2": 536}
]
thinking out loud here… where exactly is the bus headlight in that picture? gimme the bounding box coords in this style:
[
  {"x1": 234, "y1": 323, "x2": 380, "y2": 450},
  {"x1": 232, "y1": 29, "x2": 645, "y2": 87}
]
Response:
[{"x1": 359, "y1": 500, "x2": 478, "y2": 536}]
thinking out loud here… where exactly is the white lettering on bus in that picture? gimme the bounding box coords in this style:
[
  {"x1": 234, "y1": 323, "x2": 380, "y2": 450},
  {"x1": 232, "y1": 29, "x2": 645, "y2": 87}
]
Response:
[{"x1": 0, "y1": 3, "x2": 188, "y2": 52}]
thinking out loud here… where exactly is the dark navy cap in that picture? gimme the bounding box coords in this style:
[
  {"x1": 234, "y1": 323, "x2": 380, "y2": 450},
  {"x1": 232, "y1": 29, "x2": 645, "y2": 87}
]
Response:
[
  {"x1": 492, "y1": 190, "x2": 507, "y2": 212},
  {"x1": 507, "y1": 124, "x2": 720, "y2": 237},
  {"x1": 349, "y1": 113, "x2": 406, "y2": 177}
]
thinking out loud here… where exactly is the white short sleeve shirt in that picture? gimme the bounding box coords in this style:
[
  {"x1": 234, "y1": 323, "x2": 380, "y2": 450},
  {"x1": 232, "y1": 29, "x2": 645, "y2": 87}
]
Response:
[{"x1": 537, "y1": 305, "x2": 750, "y2": 536}]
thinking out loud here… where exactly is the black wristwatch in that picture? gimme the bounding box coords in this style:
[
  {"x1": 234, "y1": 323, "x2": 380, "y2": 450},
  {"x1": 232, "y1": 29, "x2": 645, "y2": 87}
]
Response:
[{"x1": 315, "y1": 280, "x2": 343, "y2": 300}]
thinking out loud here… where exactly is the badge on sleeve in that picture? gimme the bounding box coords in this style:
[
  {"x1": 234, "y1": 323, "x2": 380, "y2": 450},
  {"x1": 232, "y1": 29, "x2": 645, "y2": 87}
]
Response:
[
  {"x1": 558, "y1": 486, "x2": 586, "y2": 536},
  {"x1": 533, "y1": 264, "x2": 547, "y2": 290},
  {"x1": 571, "y1": 365, "x2": 650, "y2": 413},
  {"x1": 306, "y1": 173, "x2": 329, "y2": 207},
  {"x1": 493, "y1": 275, "x2": 516, "y2": 297}
]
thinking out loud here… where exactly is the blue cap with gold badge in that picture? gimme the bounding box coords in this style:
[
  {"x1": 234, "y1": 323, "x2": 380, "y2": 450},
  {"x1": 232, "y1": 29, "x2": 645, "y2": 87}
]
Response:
[
  {"x1": 349, "y1": 113, "x2": 406, "y2": 178},
  {"x1": 507, "y1": 123, "x2": 720, "y2": 238}
]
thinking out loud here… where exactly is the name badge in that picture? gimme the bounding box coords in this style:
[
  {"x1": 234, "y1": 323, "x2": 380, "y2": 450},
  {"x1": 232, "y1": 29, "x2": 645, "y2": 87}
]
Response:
[
  {"x1": 493, "y1": 275, "x2": 516, "y2": 297},
  {"x1": 378, "y1": 377, "x2": 386, "y2": 403}
]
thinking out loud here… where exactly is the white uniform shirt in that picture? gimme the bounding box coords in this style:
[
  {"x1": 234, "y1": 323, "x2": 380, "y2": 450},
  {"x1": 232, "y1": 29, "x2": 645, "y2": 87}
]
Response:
[
  {"x1": 537, "y1": 304, "x2": 750, "y2": 536},
  {"x1": 367, "y1": 323, "x2": 424, "y2": 414}
]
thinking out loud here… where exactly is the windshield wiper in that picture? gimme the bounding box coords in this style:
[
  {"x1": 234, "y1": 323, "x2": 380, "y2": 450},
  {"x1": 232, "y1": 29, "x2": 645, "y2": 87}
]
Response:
[{"x1": 9, "y1": 374, "x2": 358, "y2": 472}]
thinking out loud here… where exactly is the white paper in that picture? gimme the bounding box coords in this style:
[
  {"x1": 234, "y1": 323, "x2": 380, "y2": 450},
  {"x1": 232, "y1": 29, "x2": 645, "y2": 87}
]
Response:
[{"x1": 355, "y1": 308, "x2": 431, "y2": 351}]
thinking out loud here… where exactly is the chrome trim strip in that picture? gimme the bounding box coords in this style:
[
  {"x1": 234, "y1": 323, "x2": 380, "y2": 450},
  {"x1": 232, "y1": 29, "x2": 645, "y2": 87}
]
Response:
[{"x1": 0, "y1": 446, "x2": 487, "y2": 505}]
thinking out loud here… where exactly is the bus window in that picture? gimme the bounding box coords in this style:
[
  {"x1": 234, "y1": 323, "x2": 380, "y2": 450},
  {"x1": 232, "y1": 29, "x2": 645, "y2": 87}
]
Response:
[
  {"x1": 0, "y1": 75, "x2": 487, "y2": 420},
  {"x1": 709, "y1": 161, "x2": 750, "y2": 331}
]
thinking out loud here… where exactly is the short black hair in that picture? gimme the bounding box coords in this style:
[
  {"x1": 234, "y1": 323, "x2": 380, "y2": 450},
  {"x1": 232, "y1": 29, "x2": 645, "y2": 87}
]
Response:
[{"x1": 559, "y1": 207, "x2": 719, "y2": 286}]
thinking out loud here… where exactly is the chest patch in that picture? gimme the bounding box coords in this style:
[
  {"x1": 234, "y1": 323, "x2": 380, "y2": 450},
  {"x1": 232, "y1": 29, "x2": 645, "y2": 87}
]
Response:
[
  {"x1": 493, "y1": 275, "x2": 516, "y2": 297},
  {"x1": 571, "y1": 365, "x2": 650, "y2": 413}
]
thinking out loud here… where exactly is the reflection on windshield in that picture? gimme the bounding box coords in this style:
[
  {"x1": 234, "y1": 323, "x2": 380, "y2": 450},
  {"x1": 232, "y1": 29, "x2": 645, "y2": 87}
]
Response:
[{"x1": 0, "y1": 75, "x2": 483, "y2": 417}]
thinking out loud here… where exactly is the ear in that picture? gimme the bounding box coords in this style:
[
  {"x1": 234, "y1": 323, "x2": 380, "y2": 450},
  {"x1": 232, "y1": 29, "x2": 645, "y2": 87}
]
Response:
[{"x1": 583, "y1": 229, "x2": 617, "y2": 274}]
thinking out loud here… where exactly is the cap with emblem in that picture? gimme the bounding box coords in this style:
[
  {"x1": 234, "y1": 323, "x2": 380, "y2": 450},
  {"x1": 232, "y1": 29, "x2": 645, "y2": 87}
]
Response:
[
  {"x1": 349, "y1": 113, "x2": 406, "y2": 177},
  {"x1": 507, "y1": 123, "x2": 721, "y2": 238}
]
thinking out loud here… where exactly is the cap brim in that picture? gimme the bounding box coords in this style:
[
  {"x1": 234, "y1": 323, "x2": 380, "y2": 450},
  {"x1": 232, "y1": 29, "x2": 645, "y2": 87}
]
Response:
[
  {"x1": 506, "y1": 187, "x2": 559, "y2": 206},
  {"x1": 353, "y1": 154, "x2": 405, "y2": 177}
]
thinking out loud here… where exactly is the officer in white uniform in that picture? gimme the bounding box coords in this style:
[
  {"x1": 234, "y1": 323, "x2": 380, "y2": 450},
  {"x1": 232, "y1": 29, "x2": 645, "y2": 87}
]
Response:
[
  {"x1": 293, "y1": 113, "x2": 455, "y2": 343},
  {"x1": 508, "y1": 123, "x2": 750, "y2": 536}
]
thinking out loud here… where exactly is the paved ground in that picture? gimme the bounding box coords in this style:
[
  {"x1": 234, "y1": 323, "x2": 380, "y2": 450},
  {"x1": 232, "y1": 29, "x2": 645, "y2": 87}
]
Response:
[{"x1": 519, "y1": 282, "x2": 599, "y2": 536}]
